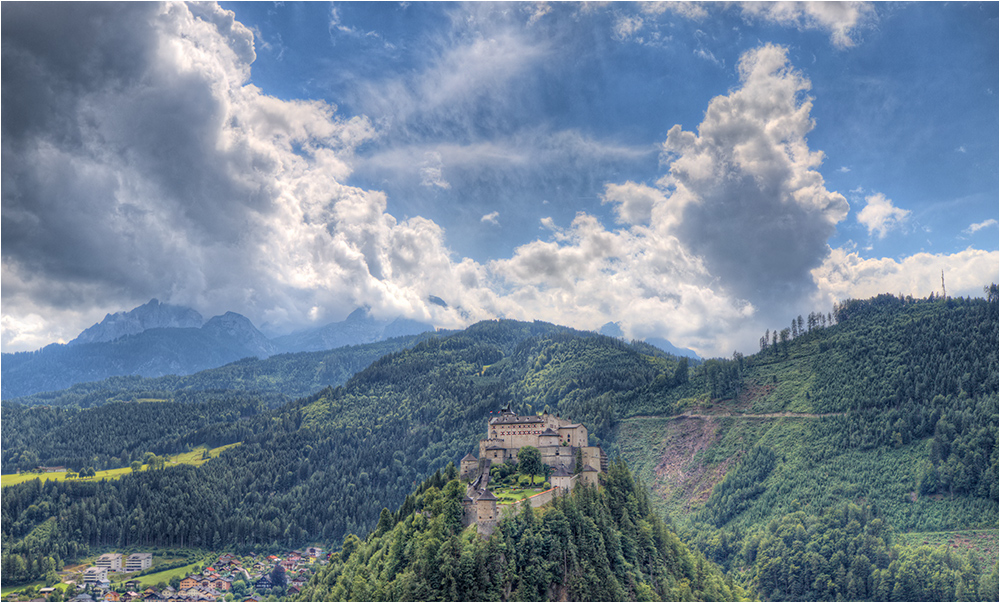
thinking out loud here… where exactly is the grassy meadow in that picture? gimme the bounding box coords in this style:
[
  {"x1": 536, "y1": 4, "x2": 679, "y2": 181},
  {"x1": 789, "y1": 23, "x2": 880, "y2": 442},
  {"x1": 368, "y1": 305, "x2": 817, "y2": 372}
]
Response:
[{"x1": 0, "y1": 443, "x2": 240, "y2": 488}]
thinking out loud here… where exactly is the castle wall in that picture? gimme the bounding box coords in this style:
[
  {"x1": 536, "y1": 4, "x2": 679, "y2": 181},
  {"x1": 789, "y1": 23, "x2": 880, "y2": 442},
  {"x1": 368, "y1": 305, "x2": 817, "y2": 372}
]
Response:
[
  {"x1": 477, "y1": 520, "x2": 498, "y2": 538},
  {"x1": 578, "y1": 470, "x2": 599, "y2": 488},
  {"x1": 540, "y1": 445, "x2": 574, "y2": 470},
  {"x1": 581, "y1": 447, "x2": 602, "y2": 471},
  {"x1": 557, "y1": 424, "x2": 587, "y2": 447},
  {"x1": 461, "y1": 501, "x2": 477, "y2": 528},
  {"x1": 479, "y1": 439, "x2": 508, "y2": 464},
  {"x1": 551, "y1": 473, "x2": 574, "y2": 492}
]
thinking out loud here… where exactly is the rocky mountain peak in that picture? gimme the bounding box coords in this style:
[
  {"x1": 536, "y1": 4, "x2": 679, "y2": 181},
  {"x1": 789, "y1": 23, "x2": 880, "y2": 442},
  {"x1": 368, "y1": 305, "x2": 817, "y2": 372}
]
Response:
[{"x1": 71, "y1": 299, "x2": 203, "y2": 345}]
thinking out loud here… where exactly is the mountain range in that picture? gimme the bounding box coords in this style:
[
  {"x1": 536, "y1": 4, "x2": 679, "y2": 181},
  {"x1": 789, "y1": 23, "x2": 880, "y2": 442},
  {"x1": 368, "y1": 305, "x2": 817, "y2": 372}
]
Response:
[
  {"x1": 2, "y1": 301, "x2": 697, "y2": 399},
  {"x1": 1, "y1": 290, "x2": 997, "y2": 601},
  {"x1": 0, "y1": 301, "x2": 435, "y2": 399}
]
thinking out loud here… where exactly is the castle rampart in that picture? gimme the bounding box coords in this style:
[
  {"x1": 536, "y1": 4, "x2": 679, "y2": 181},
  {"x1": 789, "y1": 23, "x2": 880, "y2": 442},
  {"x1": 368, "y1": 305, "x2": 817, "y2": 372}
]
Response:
[{"x1": 462, "y1": 404, "x2": 606, "y2": 536}]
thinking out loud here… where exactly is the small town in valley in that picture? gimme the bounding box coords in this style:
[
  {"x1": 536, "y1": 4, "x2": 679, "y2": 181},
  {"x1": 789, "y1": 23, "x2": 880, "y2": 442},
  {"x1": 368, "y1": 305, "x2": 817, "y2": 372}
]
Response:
[{"x1": 1, "y1": 549, "x2": 325, "y2": 603}]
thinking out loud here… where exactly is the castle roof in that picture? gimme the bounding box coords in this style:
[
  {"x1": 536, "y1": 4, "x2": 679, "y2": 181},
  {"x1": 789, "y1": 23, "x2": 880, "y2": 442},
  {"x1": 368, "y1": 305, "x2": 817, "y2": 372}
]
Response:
[
  {"x1": 551, "y1": 465, "x2": 572, "y2": 477},
  {"x1": 557, "y1": 424, "x2": 583, "y2": 429},
  {"x1": 461, "y1": 453, "x2": 477, "y2": 462},
  {"x1": 477, "y1": 489, "x2": 498, "y2": 501},
  {"x1": 490, "y1": 414, "x2": 543, "y2": 425},
  {"x1": 581, "y1": 464, "x2": 598, "y2": 472},
  {"x1": 539, "y1": 428, "x2": 559, "y2": 437},
  {"x1": 485, "y1": 445, "x2": 505, "y2": 450}
]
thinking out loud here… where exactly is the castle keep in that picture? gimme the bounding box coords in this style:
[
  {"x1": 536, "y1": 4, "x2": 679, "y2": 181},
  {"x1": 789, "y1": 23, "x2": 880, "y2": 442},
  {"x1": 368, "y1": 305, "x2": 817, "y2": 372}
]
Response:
[{"x1": 460, "y1": 404, "x2": 607, "y2": 535}]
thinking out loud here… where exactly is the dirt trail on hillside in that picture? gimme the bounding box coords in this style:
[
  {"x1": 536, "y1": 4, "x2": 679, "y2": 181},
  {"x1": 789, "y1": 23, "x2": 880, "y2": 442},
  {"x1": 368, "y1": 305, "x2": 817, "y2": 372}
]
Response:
[{"x1": 626, "y1": 410, "x2": 845, "y2": 420}]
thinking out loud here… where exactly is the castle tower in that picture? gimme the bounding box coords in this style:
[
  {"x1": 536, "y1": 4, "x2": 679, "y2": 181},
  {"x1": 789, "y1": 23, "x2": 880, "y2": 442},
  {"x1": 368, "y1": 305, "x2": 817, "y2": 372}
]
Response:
[
  {"x1": 476, "y1": 489, "x2": 498, "y2": 523},
  {"x1": 550, "y1": 464, "x2": 574, "y2": 492},
  {"x1": 460, "y1": 453, "x2": 478, "y2": 480}
]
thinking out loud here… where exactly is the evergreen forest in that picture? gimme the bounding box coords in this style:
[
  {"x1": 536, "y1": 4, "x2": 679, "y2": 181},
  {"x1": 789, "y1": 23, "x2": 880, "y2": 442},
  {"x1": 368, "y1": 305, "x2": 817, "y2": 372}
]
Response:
[{"x1": 1, "y1": 289, "x2": 997, "y2": 601}]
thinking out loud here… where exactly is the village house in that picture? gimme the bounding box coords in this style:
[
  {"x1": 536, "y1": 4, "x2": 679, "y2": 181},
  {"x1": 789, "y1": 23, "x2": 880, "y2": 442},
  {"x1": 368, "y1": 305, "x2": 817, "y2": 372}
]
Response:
[{"x1": 253, "y1": 575, "x2": 273, "y2": 592}]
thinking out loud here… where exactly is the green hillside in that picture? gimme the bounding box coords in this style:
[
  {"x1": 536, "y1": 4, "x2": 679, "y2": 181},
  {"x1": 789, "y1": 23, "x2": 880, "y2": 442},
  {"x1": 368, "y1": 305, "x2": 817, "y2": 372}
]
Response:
[
  {"x1": 1, "y1": 333, "x2": 434, "y2": 473},
  {"x1": 616, "y1": 294, "x2": 997, "y2": 534},
  {"x1": 6, "y1": 332, "x2": 435, "y2": 409},
  {"x1": 2, "y1": 291, "x2": 997, "y2": 600},
  {"x1": 301, "y1": 461, "x2": 745, "y2": 602}
]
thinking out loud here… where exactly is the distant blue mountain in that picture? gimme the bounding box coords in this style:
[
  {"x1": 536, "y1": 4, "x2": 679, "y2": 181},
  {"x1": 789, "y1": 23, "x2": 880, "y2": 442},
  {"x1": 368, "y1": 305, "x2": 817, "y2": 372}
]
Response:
[
  {"x1": 270, "y1": 308, "x2": 435, "y2": 353},
  {"x1": 643, "y1": 337, "x2": 701, "y2": 360},
  {"x1": 2, "y1": 308, "x2": 275, "y2": 399},
  {"x1": 599, "y1": 321, "x2": 701, "y2": 360},
  {"x1": 70, "y1": 299, "x2": 203, "y2": 345},
  {"x1": 2, "y1": 301, "x2": 437, "y2": 399}
]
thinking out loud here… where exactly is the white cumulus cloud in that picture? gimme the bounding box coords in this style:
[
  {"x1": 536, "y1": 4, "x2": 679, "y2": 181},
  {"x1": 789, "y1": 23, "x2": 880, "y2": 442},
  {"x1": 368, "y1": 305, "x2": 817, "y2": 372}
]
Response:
[
  {"x1": 857, "y1": 193, "x2": 910, "y2": 239},
  {"x1": 813, "y1": 247, "x2": 1000, "y2": 304}
]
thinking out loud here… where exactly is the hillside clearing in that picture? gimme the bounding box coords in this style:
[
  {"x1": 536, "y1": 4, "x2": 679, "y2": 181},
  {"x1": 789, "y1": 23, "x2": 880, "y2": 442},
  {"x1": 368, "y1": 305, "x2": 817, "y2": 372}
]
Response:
[{"x1": 0, "y1": 443, "x2": 240, "y2": 488}]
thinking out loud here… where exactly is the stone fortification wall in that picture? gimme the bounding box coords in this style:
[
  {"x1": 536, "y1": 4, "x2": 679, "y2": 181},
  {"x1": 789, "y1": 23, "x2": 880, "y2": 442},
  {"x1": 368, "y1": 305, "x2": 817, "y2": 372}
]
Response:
[
  {"x1": 581, "y1": 446, "x2": 603, "y2": 470},
  {"x1": 477, "y1": 519, "x2": 498, "y2": 538},
  {"x1": 539, "y1": 444, "x2": 575, "y2": 469},
  {"x1": 460, "y1": 456, "x2": 479, "y2": 480},
  {"x1": 461, "y1": 501, "x2": 477, "y2": 528},
  {"x1": 496, "y1": 487, "x2": 559, "y2": 519}
]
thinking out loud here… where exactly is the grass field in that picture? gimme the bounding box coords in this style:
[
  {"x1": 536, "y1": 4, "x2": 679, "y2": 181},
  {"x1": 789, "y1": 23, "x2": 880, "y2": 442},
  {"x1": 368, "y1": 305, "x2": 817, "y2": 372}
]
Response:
[
  {"x1": 0, "y1": 443, "x2": 241, "y2": 488},
  {"x1": 495, "y1": 486, "x2": 547, "y2": 504},
  {"x1": 128, "y1": 558, "x2": 207, "y2": 588},
  {"x1": 1, "y1": 580, "x2": 43, "y2": 596}
]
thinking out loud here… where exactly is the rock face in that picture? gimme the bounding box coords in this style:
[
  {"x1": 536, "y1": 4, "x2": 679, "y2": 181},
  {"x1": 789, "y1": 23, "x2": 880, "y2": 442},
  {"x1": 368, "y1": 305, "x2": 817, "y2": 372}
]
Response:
[{"x1": 71, "y1": 299, "x2": 203, "y2": 345}]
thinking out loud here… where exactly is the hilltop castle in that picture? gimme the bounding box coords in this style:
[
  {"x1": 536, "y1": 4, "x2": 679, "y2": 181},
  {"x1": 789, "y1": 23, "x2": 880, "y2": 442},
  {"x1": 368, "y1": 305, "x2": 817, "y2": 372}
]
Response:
[{"x1": 460, "y1": 404, "x2": 607, "y2": 535}]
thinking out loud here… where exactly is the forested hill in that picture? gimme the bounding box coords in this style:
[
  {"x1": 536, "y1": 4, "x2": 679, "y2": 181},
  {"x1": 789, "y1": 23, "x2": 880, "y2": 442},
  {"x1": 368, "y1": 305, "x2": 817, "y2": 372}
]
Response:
[
  {"x1": 1, "y1": 332, "x2": 435, "y2": 473},
  {"x1": 5, "y1": 332, "x2": 437, "y2": 408},
  {"x1": 2, "y1": 291, "x2": 998, "y2": 600},
  {"x1": 4, "y1": 319, "x2": 665, "y2": 586},
  {"x1": 300, "y1": 461, "x2": 745, "y2": 602}
]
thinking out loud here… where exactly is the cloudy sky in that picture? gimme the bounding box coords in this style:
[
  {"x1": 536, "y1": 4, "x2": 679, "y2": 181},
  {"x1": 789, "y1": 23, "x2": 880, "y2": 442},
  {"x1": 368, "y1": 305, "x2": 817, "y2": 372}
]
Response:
[{"x1": 2, "y1": 1, "x2": 997, "y2": 357}]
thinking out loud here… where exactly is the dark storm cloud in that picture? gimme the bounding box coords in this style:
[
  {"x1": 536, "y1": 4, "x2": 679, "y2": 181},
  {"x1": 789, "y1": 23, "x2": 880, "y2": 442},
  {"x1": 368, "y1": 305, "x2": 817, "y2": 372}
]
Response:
[{"x1": 1, "y1": 2, "x2": 276, "y2": 313}]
